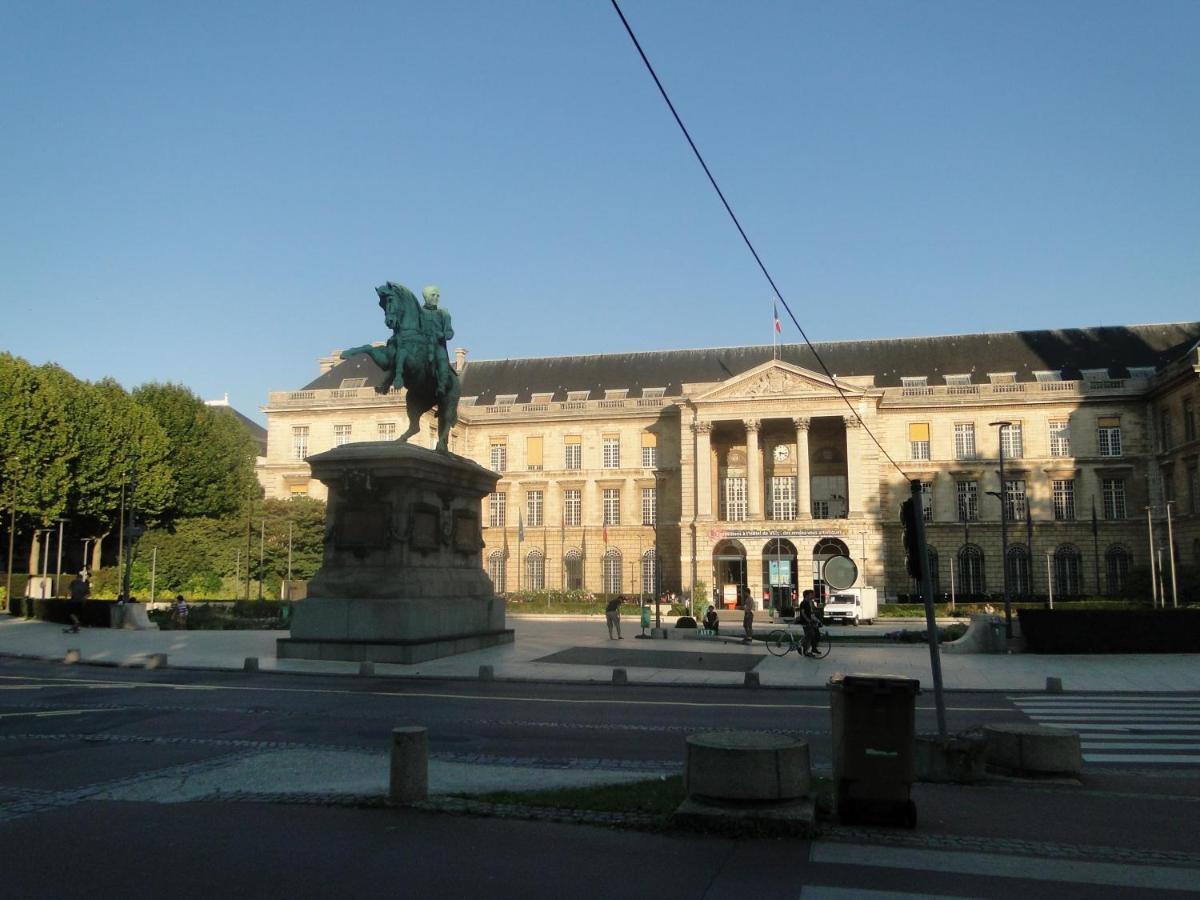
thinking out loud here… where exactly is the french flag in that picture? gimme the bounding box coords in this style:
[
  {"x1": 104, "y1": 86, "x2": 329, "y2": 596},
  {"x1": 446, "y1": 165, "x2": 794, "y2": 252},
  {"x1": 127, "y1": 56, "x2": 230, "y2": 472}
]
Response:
[{"x1": 773, "y1": 303, "x2": 782, "y2": 333}]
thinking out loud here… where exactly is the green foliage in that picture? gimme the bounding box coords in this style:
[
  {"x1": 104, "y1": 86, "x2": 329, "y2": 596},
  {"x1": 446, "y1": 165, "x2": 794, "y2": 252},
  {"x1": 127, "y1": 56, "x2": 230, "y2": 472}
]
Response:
[
  {"x1": 0, "y1": 355, "x2": 78, "y2": 524},
  {"x1": 133, "y1": 382, "x2": 260, "y2": 521},
  {"x1": 462, "y1": 775, "x2": 687, "y2": 816}
]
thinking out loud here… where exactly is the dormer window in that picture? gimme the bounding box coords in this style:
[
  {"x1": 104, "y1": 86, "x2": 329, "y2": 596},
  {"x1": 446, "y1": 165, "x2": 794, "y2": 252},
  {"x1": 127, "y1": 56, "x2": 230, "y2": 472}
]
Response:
[
  {"x1": 604, "y1": 389, "x2": 628, "y2": 400},
  {"x1": 567, "y1": 390, "x2": 590, "y2": 402},
  {"x1": 944, "y1": 374, "x2": 972, "y2": 386},
  {"x1": 1081, "y1": 369, "x2": 1109, "y2": 382},
  {"x1": 901, "y1": 376, "x2": 928, "y2": 388},
  {"x1": 339, "y1": 377, "x2": 366, "y2": 389},
  {"x1": 530, "y1": 393, "x2": 554, "y2": 404},
  {"x1": 1128, "y1": 366, "x2": 1156, "y2": 379},
  {"x1": 641, "y1": 387, "x2": 666, "y2": 398},
  {"x1": 1034, "y1": 370, "x2": 1062, "y2": 383},
  {"x1": 987, "y1": 372, "x2": 1016, "y2": 384},
  {"x1": 494, "y1": 394, "x2": 517, "y2": 406}
]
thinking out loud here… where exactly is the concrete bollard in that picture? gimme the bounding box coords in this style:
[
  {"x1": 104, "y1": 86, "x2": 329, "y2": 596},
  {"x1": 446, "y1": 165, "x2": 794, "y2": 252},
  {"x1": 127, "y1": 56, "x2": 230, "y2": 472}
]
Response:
[
  {"x1": 1045, "y1": 676, "x2": 1064, "y2": 694},
  {"x1": 612, "y1": 668, "x2": 628, "y2": 685},
  {"x1": 743, "y1": 671, "x2": 760, "y2": 688},
  {"x1": 389, "y1": 726, "x2": 429, "y2": 804},
  {"x1": 243, "y1": 657, "x2": 259, "y2": 672},
  {"x1": 359, "y1": 661, "x2": 376, "y2": 677},
  {"x1": 64, "y1": 649, "x2": 81, "y2": 665},
  {"x1": 478, "y1": 665, "x2": 494, "y2": 681},
  {"x1": 145, "y1": 653, "x2": 168, "y2": 670}
]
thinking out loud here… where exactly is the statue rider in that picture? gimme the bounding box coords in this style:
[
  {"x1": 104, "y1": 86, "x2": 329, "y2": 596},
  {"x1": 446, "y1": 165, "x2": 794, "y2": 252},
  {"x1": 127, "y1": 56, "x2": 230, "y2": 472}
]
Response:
[{"x1": 420, "y1": 285, "x2": 456, "y2": 396}]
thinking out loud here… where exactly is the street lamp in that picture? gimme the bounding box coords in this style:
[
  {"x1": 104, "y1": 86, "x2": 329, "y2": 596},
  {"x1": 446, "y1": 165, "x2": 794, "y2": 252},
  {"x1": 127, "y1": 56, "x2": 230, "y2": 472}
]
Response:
[{"x1": 989, "y1": 421, "x2": 1013, "y2": 639}]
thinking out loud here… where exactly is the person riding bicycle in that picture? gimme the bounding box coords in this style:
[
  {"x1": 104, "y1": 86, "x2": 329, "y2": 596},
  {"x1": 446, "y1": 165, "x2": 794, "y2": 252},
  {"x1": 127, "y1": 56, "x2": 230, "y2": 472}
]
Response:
[{"x1": 795, "y1": 589, "x2": 820, "y2": 655}]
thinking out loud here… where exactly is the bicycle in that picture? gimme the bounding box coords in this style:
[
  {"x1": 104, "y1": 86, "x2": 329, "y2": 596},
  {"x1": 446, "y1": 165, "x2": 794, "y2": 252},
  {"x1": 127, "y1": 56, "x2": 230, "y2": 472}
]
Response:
[{"x1": 765, "y1": 621, "x2": 830, "y2": 658}]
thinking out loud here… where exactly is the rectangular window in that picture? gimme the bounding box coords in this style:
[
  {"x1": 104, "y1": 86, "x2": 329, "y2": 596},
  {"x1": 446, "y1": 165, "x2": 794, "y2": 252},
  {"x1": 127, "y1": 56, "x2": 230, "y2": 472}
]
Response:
[
  {"x1": 603, "y1": 488, "x2": 621, "y2": 526},
  {"x1": 1159, "y1": 410, "x2": 1172, "y2": 451},
  {"x1": 291, "y1": 426, "x2": 309, "y2": 460},
  {"x1": 526, "y1": 489, "x2": 543, "y2": 527},
  {"x1": 956, "y1": 481, "x2": 978, "y2": 522},
  {"x1": 1097, "y1": 418, "x2": 1122, "y2": 457},
  {"x1": 526, "y1": 436, "x2": 543, "y2": 471},
  {"x1": 909, "y1": 423, "x2": 930, "y2": 461},
  {"x1": 1162, "y1": 466, "x2": 1176, "y2": 503},
  {"x1": 603, "y1": 436, "x2": 621, "y2": 469},
  {"x1": 1184, "y1": 397, "x2": 1196, "y2": 443},
  {"x1": 488, "y1": 492, "x2": 506, "y2": 528},
  {"x1": 563, "y1": 489, "x2": 581, "y2": 527},
  {"x1": 333, "y1": 424, "x2": 352, "y2": 447},
  {"x1": 377, "y1": 422, "x2": 396, "y2": 440},
  {"x1": 723, "y1": 477, "x2": 747, "y2": 522},
  {"x1": 811, "y1": 499, "x2": 829, "y2": 519},
  {"x1": 641, "y1": 432, "x2": 658, "y2": 468},
  {"x1": 1188, "y1": 465, "x2": 1199, "y2": 515},
  {"x1": 564, "y1": 436, "x2": 582, "y2": 470},
  {"x1": 1001, "y1": 423, "x2": 1023, "y2": 459},
  {"x1": 490, "y1": 442, "x2": 507, "y2": 472},
  {"x1": 1053, "y1": 479, "x2": 1076, "y2": 520},
  {"x1": 1049, "y1": 420, "x2": 1071, "y2": 457},
  {"x1": 1102, "y1": 479, "x2": 1126, "y2": 520},
  {"x1": 1004, "y1": 479, "x2": 1026, "y2": 521},
  {"x1": 641, "y1": 487, "x2": 657, "y2": 525},
  {"x1": 954, "y1": 423, "x2": 976, "y2": 460},
  {"x1": 771, "y1": 476, "x2": 797, "y2": 520},
  {"x1": 921, "y1": 481, "x2": 933, "y2": 522}
]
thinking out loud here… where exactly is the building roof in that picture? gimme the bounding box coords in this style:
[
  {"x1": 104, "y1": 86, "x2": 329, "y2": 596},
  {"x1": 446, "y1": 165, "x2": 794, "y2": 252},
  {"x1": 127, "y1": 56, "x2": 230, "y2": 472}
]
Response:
[
  {"x1": 206, "y1": 395, "x2": 268, "y2": 455},
  {"x1": 302, "y1": 322, "x2": 1200, "y2": 405}
]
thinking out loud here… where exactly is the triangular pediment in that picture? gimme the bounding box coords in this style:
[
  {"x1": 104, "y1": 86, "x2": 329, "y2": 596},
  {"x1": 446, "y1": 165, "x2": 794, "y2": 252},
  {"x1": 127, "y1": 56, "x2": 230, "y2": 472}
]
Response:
[{"x1": 693, "y1": 360, "x2": 866, "y2": 403}]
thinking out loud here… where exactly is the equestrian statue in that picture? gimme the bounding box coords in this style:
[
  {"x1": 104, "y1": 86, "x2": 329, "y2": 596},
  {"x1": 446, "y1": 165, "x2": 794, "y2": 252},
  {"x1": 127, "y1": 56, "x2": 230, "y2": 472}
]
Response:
[{"x1": 341, "y1": 281, "x2": 461, "y2": 453}]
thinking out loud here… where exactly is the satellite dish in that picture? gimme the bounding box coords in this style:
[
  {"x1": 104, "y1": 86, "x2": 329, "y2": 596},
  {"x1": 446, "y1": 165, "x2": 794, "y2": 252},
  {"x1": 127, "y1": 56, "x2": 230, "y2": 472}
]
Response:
[{"x1": 824, "y1": 556, "x2": 858, "y2": 590}]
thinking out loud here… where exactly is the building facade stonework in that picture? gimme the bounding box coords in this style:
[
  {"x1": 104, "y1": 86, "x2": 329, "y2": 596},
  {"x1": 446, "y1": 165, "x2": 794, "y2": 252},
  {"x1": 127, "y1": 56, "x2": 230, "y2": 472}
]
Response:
[{"x1": 258, "y1": 323, "x2": 1200, "y2": 607}]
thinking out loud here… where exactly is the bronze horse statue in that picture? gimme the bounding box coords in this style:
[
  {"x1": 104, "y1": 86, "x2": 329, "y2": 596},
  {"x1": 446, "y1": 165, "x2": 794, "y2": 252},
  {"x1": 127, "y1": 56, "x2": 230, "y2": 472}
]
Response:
[{"x1": 341, "y1": 282, "x2": 461, "y2": 453}]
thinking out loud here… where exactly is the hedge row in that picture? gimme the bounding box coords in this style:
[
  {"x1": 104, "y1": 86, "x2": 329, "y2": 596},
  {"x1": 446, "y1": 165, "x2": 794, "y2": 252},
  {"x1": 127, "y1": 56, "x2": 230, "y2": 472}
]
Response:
[{"x1": 1018, "y1": 608, "x2": 1200, "y2": 653}]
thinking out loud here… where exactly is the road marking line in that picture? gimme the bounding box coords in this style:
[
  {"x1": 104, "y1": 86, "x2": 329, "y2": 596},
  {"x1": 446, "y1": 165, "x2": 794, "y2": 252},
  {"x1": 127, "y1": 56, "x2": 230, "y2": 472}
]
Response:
[
  {"x1": 810, "y1": 842, "x2": 1200, "y2": 891},
  {"x1": 801, "y1": 888, "x2": 967, "y2": 899},
  {"x1": 0, "y1": 675, "x2": 1009, "y2": 711},
  {"x1": 0, "y1": 709, "x2": 108, "y2": 719},
  {"x1": 1065, "y1": 724, "x2": 1200, "y2": 732},
  {"x1": 1013, "y1": 695, "x2": 1200, "y2": 703},
  {"x1": 1084, "y1": 753, "x2": 1200, "y2": 764},
  {"x1": 1084, "y1": 742, "x2": 1200, "y2": 750}
]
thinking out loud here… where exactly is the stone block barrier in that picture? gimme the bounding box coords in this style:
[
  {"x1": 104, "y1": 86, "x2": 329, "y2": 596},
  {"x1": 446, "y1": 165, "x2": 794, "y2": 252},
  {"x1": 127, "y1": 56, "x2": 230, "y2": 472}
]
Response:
[
  {"x1": 389, "y1": 726, "x2": 428, "y2": 804},
  {"x1": 685, "y1": 731, "x2": 810, "y2": 802},
  {"x1": 983, "y1": 723, "x2": 1082, "y2": 777},
  {"x1": 243, "y1": 657, "x2": 259, "y2": 672},
  {"x1": 612, "y1": 668, "x2": 628, "y2": 685}
]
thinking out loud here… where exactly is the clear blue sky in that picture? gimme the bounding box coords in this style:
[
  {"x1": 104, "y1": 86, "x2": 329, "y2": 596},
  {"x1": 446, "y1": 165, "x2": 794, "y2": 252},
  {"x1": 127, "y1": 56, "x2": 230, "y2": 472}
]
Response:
[{"x1": 2, "y1": 1, "x2": 1197, "y2": 423}]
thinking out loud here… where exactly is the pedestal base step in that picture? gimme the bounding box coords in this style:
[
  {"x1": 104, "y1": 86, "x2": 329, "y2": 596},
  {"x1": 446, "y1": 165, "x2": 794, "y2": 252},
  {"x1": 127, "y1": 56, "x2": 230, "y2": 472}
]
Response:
[{"x1": 277, "y1": 629, "x2": 514, "y2": 665}]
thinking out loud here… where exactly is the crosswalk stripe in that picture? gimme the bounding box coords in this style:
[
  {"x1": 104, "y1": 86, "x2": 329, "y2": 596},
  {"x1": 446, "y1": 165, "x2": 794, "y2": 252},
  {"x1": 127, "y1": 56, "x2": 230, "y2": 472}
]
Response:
[
  {"x1": 810, "y1": 842, "x2": 1200, "y2": 892},
  {"x1": 1012, "y1": 694, "x2": 1199, "y2": 765},
  {"x1": 1012, "y1": 695, "x2": 1200, "y2": 701}
]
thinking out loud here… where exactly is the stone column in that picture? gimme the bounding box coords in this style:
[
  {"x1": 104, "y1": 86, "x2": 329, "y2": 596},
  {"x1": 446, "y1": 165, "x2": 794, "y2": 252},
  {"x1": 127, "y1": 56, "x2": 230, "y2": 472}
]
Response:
[
  {"x1": 694, "y1": 421, "x2": 713, "y2": 519},
  {"x1": 745, "y1": 419, "x2": 762, "y2": 520},
  {"x1": 794, "y1": 417, "x2": 811, "y2": 519},
  {"x1": 844, "y1": 415, "x2": 862, "y2": 518}
]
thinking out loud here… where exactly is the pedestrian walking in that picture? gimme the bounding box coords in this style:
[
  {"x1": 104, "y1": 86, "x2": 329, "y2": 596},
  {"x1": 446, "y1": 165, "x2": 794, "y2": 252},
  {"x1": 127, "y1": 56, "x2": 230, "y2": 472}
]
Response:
[
  {"x1": 742, "y1": 599, "x2": 754, "y2": 643},
  {"x1": 605, "y1": 594, "x2": 624, "y2": 639}
]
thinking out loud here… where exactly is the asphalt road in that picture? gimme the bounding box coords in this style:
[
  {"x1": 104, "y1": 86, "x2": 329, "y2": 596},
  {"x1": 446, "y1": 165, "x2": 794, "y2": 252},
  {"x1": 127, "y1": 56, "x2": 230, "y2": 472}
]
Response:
[{"x1": 3, "y1": 657, "x2": 1199, "y2": 899}]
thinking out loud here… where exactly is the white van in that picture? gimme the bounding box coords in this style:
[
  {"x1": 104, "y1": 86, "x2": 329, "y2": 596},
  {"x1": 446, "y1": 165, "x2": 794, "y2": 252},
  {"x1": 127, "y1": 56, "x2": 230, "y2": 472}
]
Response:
[{"x1": 822, "y1": 588, "x2": 878, "y2": 626}]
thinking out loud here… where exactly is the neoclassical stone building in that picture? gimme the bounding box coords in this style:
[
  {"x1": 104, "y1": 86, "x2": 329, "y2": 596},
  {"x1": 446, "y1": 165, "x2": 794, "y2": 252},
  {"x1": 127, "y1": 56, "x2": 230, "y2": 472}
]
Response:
[{"x1": 258, "y1": 322, "x2": 1200, "y2": 608}]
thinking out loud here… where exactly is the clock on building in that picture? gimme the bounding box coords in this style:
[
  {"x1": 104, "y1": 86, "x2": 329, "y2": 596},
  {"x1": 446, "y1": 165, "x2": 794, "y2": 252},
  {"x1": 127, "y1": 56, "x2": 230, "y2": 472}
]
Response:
[{"x1": 773, "y1": 444, "x2": 790, "y2": 461}]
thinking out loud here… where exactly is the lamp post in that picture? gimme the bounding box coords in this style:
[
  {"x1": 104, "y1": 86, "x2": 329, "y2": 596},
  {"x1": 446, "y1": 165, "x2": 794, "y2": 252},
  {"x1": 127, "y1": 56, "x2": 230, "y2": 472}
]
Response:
[
  {"x1": 54, "y1": 517, "x2": 68, "y2": 597},
  {"x1": 989, "y1": 421, "x2": 1013, "y2": 639},
  {"x1": 4, "y1": 501, "x2": 14, "y2": 614},
  {"x1": 1165, "y1": 501, "x2": 1178, "y2": 609}
]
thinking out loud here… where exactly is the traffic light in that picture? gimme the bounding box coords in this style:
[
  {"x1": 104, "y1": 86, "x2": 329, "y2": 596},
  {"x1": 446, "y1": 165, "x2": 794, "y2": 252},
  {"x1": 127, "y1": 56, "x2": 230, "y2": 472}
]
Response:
[{"x1": 900, "y1": 498, "x2": 922, "y2": 580}]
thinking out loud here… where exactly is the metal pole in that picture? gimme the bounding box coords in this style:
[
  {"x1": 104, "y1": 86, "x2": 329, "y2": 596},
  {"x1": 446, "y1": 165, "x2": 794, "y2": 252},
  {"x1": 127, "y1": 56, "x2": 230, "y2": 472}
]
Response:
[
  {"x1": 910, "y1": 479, "x2": 946, "y2": 738},
  {"x1": 55, "y1": 519, "x2": 65, "y2": 597},
  {"x1": 150, "y1": 547, "x2": 157, "y2": 603},
  {"x1": 949, "y1": 555, "x2": 956, "y2": 611},
  {"x1": 1145, "y1": 506, "x2": 1158, "y2": 608},
  {"x1": 258, "y1": 519, "x2": 265, "y2": 601},
  {"x1": 5, "y1": 505, "x2": 14, "y2": 614},
  {"x1": 1047, "y1": 553, "x2": 1054, "y2": 609},
  {"x1": 234, "y1": 549, "x2": 240, "y2": 601},
  {"x1": 286, "y1": 521, "x2": 293, "y2": 601},
  {"x1": 1165, "y1": 501, "x2": 1178, "y2": 609},
  {"x1": 81, "y1": 539, "x2": 91, "y2": 576},
  {"x1": 41, "y1": 532, "x2": 51, "y2": 592},
  {"x1": 990, "y1": 422, "x2": 1012, "y2": 639},
  {"x1": 117, "y1": 478, "x2": 126, "y2": 596},
  {"x1": 1157, "y1": 548, "x2": 1166, "y2": 604}
]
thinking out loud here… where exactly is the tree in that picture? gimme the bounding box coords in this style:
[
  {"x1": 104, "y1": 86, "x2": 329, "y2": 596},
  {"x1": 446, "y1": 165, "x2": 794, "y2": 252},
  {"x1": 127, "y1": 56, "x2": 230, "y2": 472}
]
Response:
[{"x1": 133, "y1": 382, "x2": 260, "y2": 522}]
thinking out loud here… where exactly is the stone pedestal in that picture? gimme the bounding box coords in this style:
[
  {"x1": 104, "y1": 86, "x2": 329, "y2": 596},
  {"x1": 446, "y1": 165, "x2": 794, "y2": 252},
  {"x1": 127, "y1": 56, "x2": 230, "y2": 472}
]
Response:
[{"x1": 277, "y1": 441, "x2": 513, "y2": 664}]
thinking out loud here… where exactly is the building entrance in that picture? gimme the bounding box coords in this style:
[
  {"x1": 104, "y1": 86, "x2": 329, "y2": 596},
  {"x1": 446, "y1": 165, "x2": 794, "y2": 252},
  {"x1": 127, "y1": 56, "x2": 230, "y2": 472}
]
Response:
[
  {"x1": 812, "y1": 537, "x2": 850, "y2": 603},
  {"x1": 761, "y1": 538, "x2": 798, "y2": 612},
  {"x1": 711, "y1": 539, "x2": 747, "y2": 609}
]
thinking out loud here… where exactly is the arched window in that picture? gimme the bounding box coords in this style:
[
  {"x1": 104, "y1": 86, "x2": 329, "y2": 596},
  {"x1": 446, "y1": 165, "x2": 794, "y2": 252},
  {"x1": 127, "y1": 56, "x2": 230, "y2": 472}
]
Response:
[
  {"x1": 1054, "y1": 544, "x2": 1083, "y2": 597},
  {"x1": 487, "y1": 551, "x2": 506, "y2": 594},
  {"x1": 1104, "y1": 544, "x2": 1132, "y2": 596},
  {"x1": 1007, "y1": 545, "x2": 1031, "y2": 596},
  {"x1": 563, "y1": 549, "x2": 583, "y2": 591},
  {"x1": 602, "y1": 549, "x2": 623, "y2": 594},
  {"x1": 525, "y1": 549, "x2": 545, "y2": 591},
  {"x1": 641, "y1": 551, "x2": 659, "y2": 599},
  {"x1": 957, "y1": 545, "x2": 985, "y2": 597}
]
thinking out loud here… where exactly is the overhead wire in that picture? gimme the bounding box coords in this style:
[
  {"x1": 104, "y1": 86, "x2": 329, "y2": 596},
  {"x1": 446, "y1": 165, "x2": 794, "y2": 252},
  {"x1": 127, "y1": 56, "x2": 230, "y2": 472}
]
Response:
[{"x1": 609, "y1": 0, "x2": 912, "y2": 484}]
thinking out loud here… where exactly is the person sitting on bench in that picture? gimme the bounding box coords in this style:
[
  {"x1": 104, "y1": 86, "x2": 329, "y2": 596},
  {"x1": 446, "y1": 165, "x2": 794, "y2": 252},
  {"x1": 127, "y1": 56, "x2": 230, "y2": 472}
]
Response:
[{"x1": 703, "y1": 605, "x2": 720, "y2": 634}]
